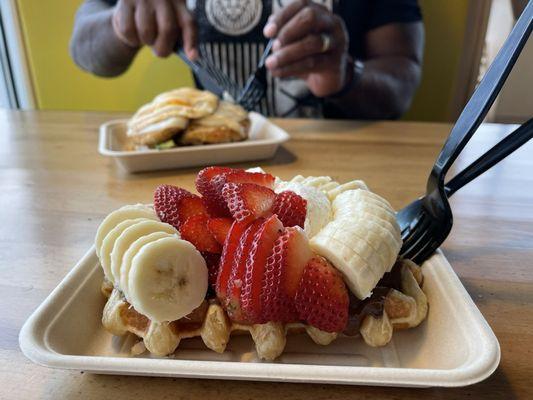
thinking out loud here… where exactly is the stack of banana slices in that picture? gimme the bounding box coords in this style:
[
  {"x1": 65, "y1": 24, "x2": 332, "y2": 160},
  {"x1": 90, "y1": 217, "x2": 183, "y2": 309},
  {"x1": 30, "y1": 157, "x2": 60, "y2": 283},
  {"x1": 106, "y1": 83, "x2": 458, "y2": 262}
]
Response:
[{"x1": 95, "y1": 204, "x2": 208, "y2": 324}]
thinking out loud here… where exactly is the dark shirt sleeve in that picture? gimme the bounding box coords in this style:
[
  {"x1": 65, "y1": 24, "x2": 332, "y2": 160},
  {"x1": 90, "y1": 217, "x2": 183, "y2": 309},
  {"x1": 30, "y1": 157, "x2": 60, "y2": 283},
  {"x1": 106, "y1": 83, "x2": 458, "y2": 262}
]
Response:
[
  {"x1": 339, "y1": 0, "x2": 422, "y2": 60},
  {"x1": 365, "y1": 0, "x2": 422, "y2": 31}
]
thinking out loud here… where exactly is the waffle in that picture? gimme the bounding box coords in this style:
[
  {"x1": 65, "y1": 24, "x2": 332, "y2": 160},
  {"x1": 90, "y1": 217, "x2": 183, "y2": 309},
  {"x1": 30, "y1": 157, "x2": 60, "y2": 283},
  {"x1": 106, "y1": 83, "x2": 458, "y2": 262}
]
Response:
[{"x1": 101, "y1": 259, "x2": 427, "y2": 360}]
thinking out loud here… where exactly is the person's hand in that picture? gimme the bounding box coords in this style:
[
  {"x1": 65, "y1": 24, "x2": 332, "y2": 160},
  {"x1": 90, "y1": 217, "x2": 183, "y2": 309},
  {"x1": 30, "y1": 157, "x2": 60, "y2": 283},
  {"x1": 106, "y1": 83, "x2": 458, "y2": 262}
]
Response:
[
  {"x1": 112, "y1": 0, "x2": 197, "y2": 59},
  {"x1": 263, "y1": 0, "x2": 350, "y2": 98}
]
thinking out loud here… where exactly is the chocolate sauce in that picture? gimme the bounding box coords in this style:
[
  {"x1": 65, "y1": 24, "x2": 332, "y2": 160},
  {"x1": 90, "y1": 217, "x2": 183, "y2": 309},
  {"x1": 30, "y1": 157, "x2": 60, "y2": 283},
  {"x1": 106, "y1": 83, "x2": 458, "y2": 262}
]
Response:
[
  {"x1": 378, "y1": 260, "x2": 403, "y2": 291},
  {"x1": 170, "y1": 300, "x2": 209, "y2": 333},
  {"x1": 343, "y1": 260, "x2": 403, "y2": 336}
]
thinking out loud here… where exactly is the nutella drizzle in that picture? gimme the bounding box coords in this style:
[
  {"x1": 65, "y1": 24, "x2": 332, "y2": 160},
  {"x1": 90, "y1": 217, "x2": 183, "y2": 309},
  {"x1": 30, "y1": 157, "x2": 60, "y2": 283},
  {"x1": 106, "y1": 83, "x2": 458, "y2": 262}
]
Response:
[{"x1": 343, "y1": 260, "x2": 403, "y2": 336}]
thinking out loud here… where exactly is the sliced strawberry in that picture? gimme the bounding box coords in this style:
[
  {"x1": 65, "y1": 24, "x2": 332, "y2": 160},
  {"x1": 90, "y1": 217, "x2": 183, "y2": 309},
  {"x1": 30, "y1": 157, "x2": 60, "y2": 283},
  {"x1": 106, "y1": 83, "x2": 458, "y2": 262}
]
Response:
[
  {"x1": 153, "y1": 184, "x2": 195, "y2": 229},
  {"x1": 240, "y1": 215, "x2": 284, "y2": 323},
  {"x1": 195, "y1": 166, "x2": 235, "y2": 194},
  {"x1": 216, "y1": 220, "x2": 250, "y2": 303},
  {"x1": 222, "y1": 182, "x2": 276, "y2": 224},
  {"x1": 207, "y1": 217, "x2": 233, "y2": 245},
  {"x1": 261, "y1": 227, "x2": 313, "y2": 323},
  {"x1": 272, "y1": 191, "x2": 307, "y2": 229},
  {"x1": 176, "y1": 196, "x2": 208, "y2": 227},
  {"x1": 224, "y1": 219, "x2": 264, "y2": 323},
  {"x1": 213, "y1": 170, "x2": 275, "y2": 191},
  {"x1": 200, "y1": 251, "x2": 221, "y2": 293},
  {"x1": 200, "y1": 168, "x2": 275, "y2": 217},
  {"x1": 195, "y1": 166, "x2": 235, "y2": 216},
  {"x1": 180, "y1": 214, "x2": 221, "y2": 253},
  {"x1": 294, "y1": 256, "x2": 349, "y2": 333}
]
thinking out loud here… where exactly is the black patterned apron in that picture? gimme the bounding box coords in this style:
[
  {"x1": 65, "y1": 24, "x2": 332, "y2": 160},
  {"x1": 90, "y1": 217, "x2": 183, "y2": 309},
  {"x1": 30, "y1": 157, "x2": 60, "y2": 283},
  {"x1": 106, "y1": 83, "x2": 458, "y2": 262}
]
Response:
[{"x1": 189, "y1": 0, "x2": 335, "y2": 117}]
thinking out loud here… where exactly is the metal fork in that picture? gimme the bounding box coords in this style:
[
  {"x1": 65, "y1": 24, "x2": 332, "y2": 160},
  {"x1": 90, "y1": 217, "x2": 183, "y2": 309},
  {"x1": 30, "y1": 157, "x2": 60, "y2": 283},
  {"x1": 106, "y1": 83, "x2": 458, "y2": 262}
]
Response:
[
  {"x1": 397, "y1": 2, "x2": 532, "y2": 264},
  {"x1": 176, "y1": 48, "x2": 241, "y2": 100},
  {"x1": 236, "y1": 39, "x2": 274, "y2": 110}
]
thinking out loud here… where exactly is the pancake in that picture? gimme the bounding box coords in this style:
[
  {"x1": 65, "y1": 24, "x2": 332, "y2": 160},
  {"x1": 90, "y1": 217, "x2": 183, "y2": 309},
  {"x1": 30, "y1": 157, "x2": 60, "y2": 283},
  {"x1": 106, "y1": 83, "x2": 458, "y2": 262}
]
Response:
[
  {"x1": 180, "y1": 101, "x2": 250, "y2": 145},
  {"x1": 153, "y1": 88, "x2": 219, "y2": 119}
]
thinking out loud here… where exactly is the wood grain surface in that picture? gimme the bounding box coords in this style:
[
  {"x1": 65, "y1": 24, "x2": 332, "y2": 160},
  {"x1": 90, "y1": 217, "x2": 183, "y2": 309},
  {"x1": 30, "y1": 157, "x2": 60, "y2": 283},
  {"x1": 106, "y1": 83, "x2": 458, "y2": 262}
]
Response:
[{"x1": 1, "y1": 110, "x2": 532, "y2": 399}]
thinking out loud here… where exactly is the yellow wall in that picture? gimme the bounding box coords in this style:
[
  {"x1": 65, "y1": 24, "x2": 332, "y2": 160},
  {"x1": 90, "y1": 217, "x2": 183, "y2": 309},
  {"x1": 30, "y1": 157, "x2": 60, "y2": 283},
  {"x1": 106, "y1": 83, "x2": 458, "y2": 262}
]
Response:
[
  {"x1": 16, "y1": 0, "x2": 193, "y2": 112},
  {"x1": 17, "y1": 0, "x2": 469, "y2": 120},
  {"x1": 404, "y1": 0, "x2": 469, "y2": 122}
]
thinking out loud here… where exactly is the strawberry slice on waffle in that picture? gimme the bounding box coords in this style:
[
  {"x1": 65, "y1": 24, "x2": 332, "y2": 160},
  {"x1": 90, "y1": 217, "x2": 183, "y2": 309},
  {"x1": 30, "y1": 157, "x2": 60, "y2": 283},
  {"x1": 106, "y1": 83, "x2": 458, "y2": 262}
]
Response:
[
  {"x1": 196, "y1": 167, "x2": 275, "y2": 217},
  {"x1": 224, "y1": 219, "x2": 264, "y2": 322},
  {"x1": 222, "y1": 182, "x2": 276, "y2": 224},
  {"x1": 207, "y1": 217, "x2": 233, "y2": 245},
  {"x1": 195, "y1": 166, "x2": 234, "y2": 216},
  {"x1": 154, "y1": 185, "x2": 203, "y2": 230},
  {"x1": 180, "y1": 214, "x2": 221, "y2": 254},
  {"x1": 272, "y1": 190, "x2": 307, "y2": 229},
  {"x1": 261, "y1": 227, "x2": 313, "y2": 323},
  {"x1": 295, "y1": 256, "x2": 349, "y2": 332},
  {"x1": 240, "y1": 215, "x2": 284, "y2": 323},
  {"x1": 216, "y1": 220, "x2": 252, "y2": 306}
]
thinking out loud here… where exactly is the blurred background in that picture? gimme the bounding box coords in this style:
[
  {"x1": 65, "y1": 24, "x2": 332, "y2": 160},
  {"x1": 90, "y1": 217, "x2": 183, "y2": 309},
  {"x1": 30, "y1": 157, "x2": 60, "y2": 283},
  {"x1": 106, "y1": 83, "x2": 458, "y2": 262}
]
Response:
[{"x1": 0, "y1": 0, "x2": 530, "y2": 123}]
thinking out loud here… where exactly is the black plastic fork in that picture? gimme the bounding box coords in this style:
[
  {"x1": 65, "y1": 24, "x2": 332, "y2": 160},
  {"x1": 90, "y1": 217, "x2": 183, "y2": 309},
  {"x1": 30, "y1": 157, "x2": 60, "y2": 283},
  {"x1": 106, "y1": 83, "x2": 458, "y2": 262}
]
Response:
[
  {"x1": 399, "y1": 119, "x2": 533, "y2": 263},
  {"x1": 397, "y1": 2, "x2": 532, "y2": 264}
]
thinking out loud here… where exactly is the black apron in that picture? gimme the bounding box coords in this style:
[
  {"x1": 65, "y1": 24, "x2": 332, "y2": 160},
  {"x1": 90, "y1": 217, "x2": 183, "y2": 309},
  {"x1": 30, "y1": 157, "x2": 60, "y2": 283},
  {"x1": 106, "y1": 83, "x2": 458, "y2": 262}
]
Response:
[{"x1": 192, "y1": 0, "x2": 335, "y2": 117}]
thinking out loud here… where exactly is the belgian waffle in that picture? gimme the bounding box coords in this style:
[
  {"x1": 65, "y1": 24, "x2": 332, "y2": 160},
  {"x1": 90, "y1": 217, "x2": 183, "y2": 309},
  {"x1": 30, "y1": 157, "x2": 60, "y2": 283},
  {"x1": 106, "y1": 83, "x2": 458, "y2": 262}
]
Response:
[{"x1": 101, "y1": 259, "x2": 427, "y2": 360}]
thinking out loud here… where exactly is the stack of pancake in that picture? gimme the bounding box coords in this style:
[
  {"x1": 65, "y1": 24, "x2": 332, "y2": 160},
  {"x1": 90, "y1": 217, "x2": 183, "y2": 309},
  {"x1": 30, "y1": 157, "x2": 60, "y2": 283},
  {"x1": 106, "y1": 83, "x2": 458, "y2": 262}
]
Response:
[{"x1": 127, "y1": 88, "x2": 250, "y2": 149}]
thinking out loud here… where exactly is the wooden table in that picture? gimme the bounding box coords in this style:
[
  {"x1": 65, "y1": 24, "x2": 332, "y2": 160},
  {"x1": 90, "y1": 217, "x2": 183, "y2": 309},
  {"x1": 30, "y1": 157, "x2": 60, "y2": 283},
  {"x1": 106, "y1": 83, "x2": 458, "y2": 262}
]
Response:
[{"x1": 1, "y1": 110, "x2": 532, "y2": 399}]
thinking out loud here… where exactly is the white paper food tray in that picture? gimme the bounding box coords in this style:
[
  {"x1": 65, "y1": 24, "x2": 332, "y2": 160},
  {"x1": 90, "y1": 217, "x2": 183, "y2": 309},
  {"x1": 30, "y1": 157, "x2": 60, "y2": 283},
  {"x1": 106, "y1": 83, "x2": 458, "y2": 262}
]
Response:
[
  {"x1": 19, "y1": 247, "x2": 499, "y2": 387},
  {"x1": 98, "y1": 112, "x2": 289, "y2": 173}
]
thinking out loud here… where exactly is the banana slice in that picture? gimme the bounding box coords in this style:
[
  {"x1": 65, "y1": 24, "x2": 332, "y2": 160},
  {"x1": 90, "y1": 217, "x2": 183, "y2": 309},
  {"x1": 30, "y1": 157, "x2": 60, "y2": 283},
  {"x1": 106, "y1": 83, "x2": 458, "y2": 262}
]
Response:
[
  {"x1": 334, "y1": 189, "x2": 394, "y2": 212},
  {"x1": 100, "y1": 218, "x2": 147, "y2": 282},
  {"x1": 275, "y1": 182, "x2": 332, "y2": 239},
  {"x1": 300, "y1": 176, "x2": 333, "y2": 188},
  {"x1": 339, "y1": 209, "x2": 401, "y2": 246},
  {"x1": 95, "y1": 204, "x2": 157, "y2": 257},
  {"x1": 310, "y1": 234, "x2": 378, "y2": 299},
  {"x1": 289, "y1": 175, "x2": 305, "y2": 184},
  {"x1": 353, "y1": 219, "x2": 401, "y2": 271},
  {"x1": 327, "y1": 180, "x2": 369, "y2": 201},
  {"x1": 333, "y1": 214, "x2": 398, "y2": 254},
  {"x1": 333, "y1": 188, "x2": 402, "y2": 259},
  {"x1": 110, "y1": 219, "x2": 178, "y2": 286},
  {"x1": 316, "y1": 221, "x2": 387, "y2": 276},
  {"x1": 121, "y1": 232, "x2": 177, "y2": 302},
  {"x1": 318, "y1": 181, "x2": 340, "y2": 192},
  {"x1": 326, "y1": 216, "x2": 400, "y2": 274},
  {"x1": 320, "y1": 220, "x2": 388, "y2": 270},
  {"x1": 333, "y1": 203, "x2": 399, "y2": 235},
  {"x1": 128, "y1": 236, "x2": 208, "y2": 322}
]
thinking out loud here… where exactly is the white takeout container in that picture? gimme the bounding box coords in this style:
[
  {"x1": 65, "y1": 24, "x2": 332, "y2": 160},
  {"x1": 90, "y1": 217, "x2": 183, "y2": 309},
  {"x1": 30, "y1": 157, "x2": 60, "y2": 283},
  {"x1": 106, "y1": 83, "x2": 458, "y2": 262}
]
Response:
[
  {"x1": 98, "y1": 112, "x2": 290, "y2": 173},
  {"x1": 19, "y1": 248, "x2": 500, "y2": 387}
]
